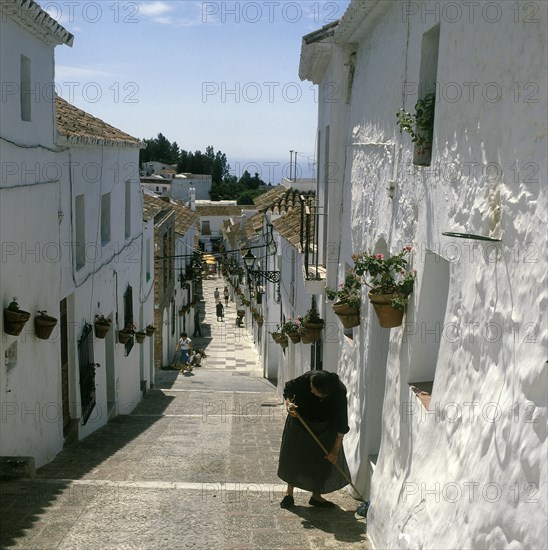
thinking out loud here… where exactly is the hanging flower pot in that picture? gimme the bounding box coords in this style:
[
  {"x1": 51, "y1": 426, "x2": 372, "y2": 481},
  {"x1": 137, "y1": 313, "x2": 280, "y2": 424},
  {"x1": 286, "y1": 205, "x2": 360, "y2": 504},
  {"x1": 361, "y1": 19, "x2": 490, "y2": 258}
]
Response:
[
  {"x1": 94, "y1": 315, "x2": 111, "y2": 339},
  {"x1": 302, "y1": 322, "x2": 324, "y2": 343},
  {"x1": 271, "y1": 332, "x2": 288, "y2": 348},
  {"x1": 301, "y1": 309, "x2": 324, "y2": 343},
  {"x1": 332, "y1": 300, "x2": 361, "y2": 329},
  {"x1": 135, "y1": 331, "x2": 146, "y2": 344},
  {"x1": 237, "y1": 309, "x2": 245, "y2": 317},
  {"x1": 256, "y1": 315, "x2": 264, "y2": 326},
  {"x1": 3, "y1": 299, "x2": 31, "y2": 336},
  {"x1": 146, "y1": 324, "x2": 156, "y2": 336},
  {"x1": 368, "y1": 289, "x2": 405, "y2": 328},
  {"x1": 118, "y1": 324, "x2": 135, "y2": 345},
  {"x1": 34, "y1": 311, "x2": 58, "y2": 340},
  {"x1": 288, "y1": 332, "x2": 301, "y2": 344}
]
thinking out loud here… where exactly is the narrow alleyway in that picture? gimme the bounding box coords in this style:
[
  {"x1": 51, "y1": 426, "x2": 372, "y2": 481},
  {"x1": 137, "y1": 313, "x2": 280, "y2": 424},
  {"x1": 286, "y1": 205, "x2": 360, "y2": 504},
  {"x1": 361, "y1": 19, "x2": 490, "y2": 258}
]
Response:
[{"x1": 0, "y1": 275, "x2": 369, "y2": 549}]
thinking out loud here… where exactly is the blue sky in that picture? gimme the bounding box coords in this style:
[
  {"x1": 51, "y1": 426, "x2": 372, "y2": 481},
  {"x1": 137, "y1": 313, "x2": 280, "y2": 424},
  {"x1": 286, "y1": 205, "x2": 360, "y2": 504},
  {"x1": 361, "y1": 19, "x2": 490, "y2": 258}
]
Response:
[{"x1": 48, "y1": 1, "x2": 351, "y2": 183}]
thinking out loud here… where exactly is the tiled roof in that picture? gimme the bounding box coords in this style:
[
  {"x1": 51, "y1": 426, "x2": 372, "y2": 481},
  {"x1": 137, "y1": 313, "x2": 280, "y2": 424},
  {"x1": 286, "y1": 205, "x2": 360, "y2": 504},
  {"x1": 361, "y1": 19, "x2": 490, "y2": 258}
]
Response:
[
  {"x1": 195, "y1": 205, "x2": 254, "y2": 217},
  {"x1": 243, "y1": 212, "x2": 264, "y2": 242},
  {"x1": 253, "y1": 186, "x2": 315, "y2": 214},
  {"x1": 171, "y1": 200, "x2": 199, "y2": 236},
  {"x1": 2, "y1": 0, "x2": 74, "y2": 46},
  {"x1": 253, "y1": 186, "x2": 289, "y2": 211},
  {"x1": 271, "y1": 203, "x2": 315, "y2": 251},
  {"x1": 55, "y1": 96, "x2": 142, "y2": 148},
  {"x1": 143, "y1": 194, "x2": 173, "y2": 222}
]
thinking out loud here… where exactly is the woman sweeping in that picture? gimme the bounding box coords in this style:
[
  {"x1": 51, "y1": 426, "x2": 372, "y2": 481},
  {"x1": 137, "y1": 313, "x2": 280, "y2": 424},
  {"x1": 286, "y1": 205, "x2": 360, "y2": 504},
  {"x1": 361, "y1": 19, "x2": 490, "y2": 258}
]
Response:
[{"x1": 278, "y1": 370, "x2": 351, "y2": 509}]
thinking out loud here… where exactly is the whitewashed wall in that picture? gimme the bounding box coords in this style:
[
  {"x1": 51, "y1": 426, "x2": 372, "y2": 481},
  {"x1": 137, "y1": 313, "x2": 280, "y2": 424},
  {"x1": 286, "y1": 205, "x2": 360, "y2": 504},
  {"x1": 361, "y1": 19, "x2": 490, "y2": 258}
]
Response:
[
  {"x1": 58, "y1": 145, "x2": 149, "y2": 440},
  {"x1": 0, "y1": 14, "x2": 67, "y2": 467},
  {"x1": 325, "y1": 1, "x2": 547, "y2": 549}
]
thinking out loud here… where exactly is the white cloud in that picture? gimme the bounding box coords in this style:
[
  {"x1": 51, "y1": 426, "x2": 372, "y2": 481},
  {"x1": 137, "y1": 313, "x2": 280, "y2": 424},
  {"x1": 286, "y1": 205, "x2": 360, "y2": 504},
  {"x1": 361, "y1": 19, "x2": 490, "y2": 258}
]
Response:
[{"x1": 138, "y1": 1, "x2": 173, "y2": 18}]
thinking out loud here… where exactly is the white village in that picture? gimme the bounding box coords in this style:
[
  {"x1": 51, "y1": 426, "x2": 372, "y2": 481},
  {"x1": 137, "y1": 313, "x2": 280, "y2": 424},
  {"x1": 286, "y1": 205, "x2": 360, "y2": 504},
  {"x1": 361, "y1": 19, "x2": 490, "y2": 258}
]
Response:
[{"x1": 0, "y1": 1, "x2": 546, "y2": 548}]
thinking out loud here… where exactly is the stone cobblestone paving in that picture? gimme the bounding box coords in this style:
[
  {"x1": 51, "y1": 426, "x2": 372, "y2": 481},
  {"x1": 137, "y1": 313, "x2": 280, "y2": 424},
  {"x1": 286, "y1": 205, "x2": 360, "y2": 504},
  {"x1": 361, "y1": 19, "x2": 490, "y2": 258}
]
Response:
[{"x1": 0, "y1": 275, "x2": 370, "y2": 549}]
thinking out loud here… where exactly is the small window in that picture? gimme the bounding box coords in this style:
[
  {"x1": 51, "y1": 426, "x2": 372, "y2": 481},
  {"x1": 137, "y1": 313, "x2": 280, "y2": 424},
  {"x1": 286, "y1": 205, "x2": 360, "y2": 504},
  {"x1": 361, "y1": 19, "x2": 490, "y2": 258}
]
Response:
[
  {"x1": 101, "y1": 193, "x2": 111, "y2": 245},
  {"x1": 202, "y1": 221, "x2": 211, "y2": 235},
  {"x1": 146, "y1": 238, "x2": 151, "y2": 282},
  {"x1": 414, "y1": 24, "x2": 440, "y2": 166},
  {"x1": 123, "y1": 285, "x2": 134, "y2": 355},
  {"x1": 20, "y1": 55, "x2": 31, "y2": 122},
  {"x1": 75, "y1": 194, "x2": 86, "y2": 270},
  {"x1": 125, "y1": 181, "x2": 131, "y2": 239}
]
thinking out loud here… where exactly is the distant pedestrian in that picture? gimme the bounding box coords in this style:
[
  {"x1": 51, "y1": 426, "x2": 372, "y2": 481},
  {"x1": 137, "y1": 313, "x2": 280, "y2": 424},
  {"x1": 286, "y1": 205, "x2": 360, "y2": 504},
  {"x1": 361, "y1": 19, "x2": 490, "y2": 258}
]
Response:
[
  {"x1": 223, "y1": 286, "x2": 229, "y2": 306},
  {"x1": 193, "y1": 308, "x2": 202, "y2": 337},
  {"x1": 216, "y1": 302, "x2": 224, "y2": 322},
  {"x1": 278, "y1": 370, "x2": 350, "y2": 509},
  {"x1": 214, "y1": 287, "x2": 220, "y2": 302},
  {"x1": 175, "y1": 332, "x2": 192, "y2": 368}
]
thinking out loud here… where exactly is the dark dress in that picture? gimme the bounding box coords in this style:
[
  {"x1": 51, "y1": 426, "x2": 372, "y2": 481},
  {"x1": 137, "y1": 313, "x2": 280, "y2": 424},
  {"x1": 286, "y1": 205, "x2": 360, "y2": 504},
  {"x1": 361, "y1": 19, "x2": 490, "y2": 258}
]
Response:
[{"x1": 277, "y1": 371, "x2": 351, "y2": 494}]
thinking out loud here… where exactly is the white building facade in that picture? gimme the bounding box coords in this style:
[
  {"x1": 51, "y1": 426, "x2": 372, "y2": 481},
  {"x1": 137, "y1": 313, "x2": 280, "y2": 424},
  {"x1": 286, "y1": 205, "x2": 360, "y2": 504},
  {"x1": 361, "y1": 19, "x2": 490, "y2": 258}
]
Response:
[
  {"x1": 0, "y1": 0, "x2": 154, "y2": 468},
  {"x1": 301, "y1": 1, "x2": 547, "y2": 549},
  {"x1": 0, "y1": 0, "x2": 74, "y2": 467}
]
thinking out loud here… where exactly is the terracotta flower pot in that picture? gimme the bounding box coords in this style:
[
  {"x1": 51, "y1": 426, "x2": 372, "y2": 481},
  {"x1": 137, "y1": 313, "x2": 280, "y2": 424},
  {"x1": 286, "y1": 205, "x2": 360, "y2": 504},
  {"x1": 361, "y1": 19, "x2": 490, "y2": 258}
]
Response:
[
  {"x1": 332, "y1": 300, "x2": 361, "y2": 329},
  {"x1": 146, "y1": 326, "x2": 156, "y2": 336},
  {"x1": 95, "y1": 322, "x2": 111, "y2": 339},
  {"x1": 368, "y1": 289, "x2": 404, "y2": 328},
  {"x1": 34, "y1": 314, "x2": 58, "y2": 340},
  {"x1": 135, "y1": 331, "x2": 146, "y2": 344},
  {"x1": 272, "y1": 333, "x2": 288, "y2": 348},
  {"x1": 3, "y1": 308, "x2": 31, "y2": 336},
  {"x1": 118, "y1": 330, "x2": 132, "y2": 345},
  {"x1": 288, "y1": 332, "x2": 301, "y2": 344},
  {"x1": 301, "y1": 321, "x2": 324, "y2": 343}
]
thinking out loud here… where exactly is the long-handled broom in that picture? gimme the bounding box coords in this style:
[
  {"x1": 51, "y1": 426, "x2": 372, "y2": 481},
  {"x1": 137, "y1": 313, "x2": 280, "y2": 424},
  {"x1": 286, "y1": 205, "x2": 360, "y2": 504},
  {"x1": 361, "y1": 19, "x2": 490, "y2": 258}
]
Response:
[{"x1": 292, "y1": 408, "x2": 370, "y2": 517}]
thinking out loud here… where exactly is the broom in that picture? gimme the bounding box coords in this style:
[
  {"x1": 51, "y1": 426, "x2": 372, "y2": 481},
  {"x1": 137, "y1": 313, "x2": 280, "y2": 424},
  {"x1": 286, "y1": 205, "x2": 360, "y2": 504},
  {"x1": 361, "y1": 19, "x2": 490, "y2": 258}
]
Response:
[{"x1": 291, "y1": 404, "x2": 370, "y2": 517}]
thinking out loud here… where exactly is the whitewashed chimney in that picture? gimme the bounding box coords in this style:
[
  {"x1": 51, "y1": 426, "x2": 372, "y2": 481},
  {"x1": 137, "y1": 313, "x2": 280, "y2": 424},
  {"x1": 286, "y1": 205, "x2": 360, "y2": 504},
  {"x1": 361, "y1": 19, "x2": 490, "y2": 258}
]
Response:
[{"x1": 189, "y1": 187, "x2": 196, "y2": 211}]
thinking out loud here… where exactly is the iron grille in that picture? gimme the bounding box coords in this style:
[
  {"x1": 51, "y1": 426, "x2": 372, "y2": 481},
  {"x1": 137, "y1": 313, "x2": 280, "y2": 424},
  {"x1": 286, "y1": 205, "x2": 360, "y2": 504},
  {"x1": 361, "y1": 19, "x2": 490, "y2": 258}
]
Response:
[{"x1": 78, "y1": 323, "x2": 96, "y2": 425}]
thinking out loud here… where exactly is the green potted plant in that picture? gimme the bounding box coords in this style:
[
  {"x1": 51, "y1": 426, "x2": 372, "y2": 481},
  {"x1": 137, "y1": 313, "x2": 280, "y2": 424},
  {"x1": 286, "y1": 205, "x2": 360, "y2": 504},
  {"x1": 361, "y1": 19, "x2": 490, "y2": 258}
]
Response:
[
  {"x1": 396, "y1": 92, "x2": 436, "y2": 165},
  {"x1": 3, "y1": 298, "x2": 31, "y2": 336},
  {"x1": 35, "y1": 310, "x2": 58, "y2": 340},
  {"x1": 281, "y1": 318, "x2": 303, "y2": 344},
  {"x1": 353, "y1": 246, "x2": 416, "y2": 328},
  {"x1": 326, "y1": 271, "x2": 362, "y2": 329}
]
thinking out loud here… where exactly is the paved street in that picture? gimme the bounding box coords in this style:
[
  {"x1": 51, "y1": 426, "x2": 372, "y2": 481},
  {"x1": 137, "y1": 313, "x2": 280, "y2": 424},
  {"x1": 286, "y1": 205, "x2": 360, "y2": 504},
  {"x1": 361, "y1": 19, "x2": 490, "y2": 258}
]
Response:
[{"x1": 0, "y1": 276, "x2": 369, "y2": 549}]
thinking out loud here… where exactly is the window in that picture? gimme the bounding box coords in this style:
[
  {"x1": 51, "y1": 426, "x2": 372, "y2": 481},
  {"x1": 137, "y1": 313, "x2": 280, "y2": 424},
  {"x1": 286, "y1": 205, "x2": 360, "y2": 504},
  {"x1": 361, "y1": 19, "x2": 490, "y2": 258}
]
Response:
[
  {"x1": 78, "y1": 324, "x2": 96, "y2": 426},
  {"x1": 125, "y1": 181, "x2": 131, "y2": 239},
  {"x1": 75, "y1": 194, "x2": 86, "y2": 270},
  {"x1": 201, "y1": 221, "x2": 211, "y2": 235},
  {"x1": 146, "y1": 238, "x2": 151, "y2": 282},
  {"x1": 414, "y1": 24, "x2": 440, "y2": 166},
  {"x1": 20, "y1": 55, "x2": 31, "y2": 122},
  {"x1": 101, "y1": 193, "x2": 111, "y2": 245},
  {"x1": 123, "y1": 285, "x2": 134, "y2": 355}
]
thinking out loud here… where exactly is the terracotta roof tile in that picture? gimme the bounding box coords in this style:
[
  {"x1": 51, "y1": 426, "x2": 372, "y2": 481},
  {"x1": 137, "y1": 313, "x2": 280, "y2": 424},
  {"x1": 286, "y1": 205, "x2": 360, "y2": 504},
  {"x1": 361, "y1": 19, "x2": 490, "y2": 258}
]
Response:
[
  {"x1": 55, "y1": 96, "x2": 142, "y2": 148},
  {"x1": 143, "y1": 194, "x2": 173, "y2": 222},
  {"x1": 271, "y1": 203, "x2": 315, "y2": 251},
  {"x1": 171, "y1": 200, "x2": 199, "y2": 235},
  {"x1": 253, "y1": 186, "x2": 288, "y2": 211},
  {"x1": 195, "y1": 205, "x2": 254, "y2": 217}
]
